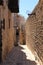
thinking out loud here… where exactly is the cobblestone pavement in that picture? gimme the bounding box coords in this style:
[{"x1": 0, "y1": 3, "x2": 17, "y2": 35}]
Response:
[{"x1": 1, "y1": 45, "x2": 39, "y2": 65}]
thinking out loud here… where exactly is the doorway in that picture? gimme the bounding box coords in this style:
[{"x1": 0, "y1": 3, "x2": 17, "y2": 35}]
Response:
[
  {"x1": 0, "y1": 19, "x2": 5, "y2": 63},
  {"x1": 0, "y1": 20, "x2": 2, "y2": 63},
  {"x1": 14, "y1": 26, "x2": 19, "y2": 46},
  {"x1": 16, "y1": 27, "x2": 19, "y2": 43}
]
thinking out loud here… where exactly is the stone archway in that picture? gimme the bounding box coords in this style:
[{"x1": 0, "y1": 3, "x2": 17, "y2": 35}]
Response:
[
  {"x1": 0, "y1": 27, "x2": 2, "y2": 63},
  {"x1": 16, "y1": 26, "x2": 20, "y2": 43}
]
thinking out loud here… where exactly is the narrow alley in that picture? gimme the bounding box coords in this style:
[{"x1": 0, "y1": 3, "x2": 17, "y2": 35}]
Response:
[
  {"x1": 0, "y1": 0, "x2": 43, "y2": 65},
  {"x1": 1, "y1": 44, "x2": 39, "y2": 65}
]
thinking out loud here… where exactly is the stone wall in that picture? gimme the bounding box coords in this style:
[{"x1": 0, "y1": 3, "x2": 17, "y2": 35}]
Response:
[
  {"x1": 2, "y1": 4, "x2": 9, "y2": 61},
  {"x1": 19, "y1": 16, "x2": 26, "y2": 45},
  {"x1": 0, "y1": 0, "x2": 26, "y2": 62},
  {"x1": 14, "y1": 14, "x2": 26, "y2": 45},
  {"x1": 2, "y1": 8, "x2": 14, "y2": 61},
  {"x1": 25, "y1": 0, "x2": 43, "y2": 65},
  {"x1": 25, "y1": 15, "x2": 36, "y2": 52},
  {"x1": 0, "y1": 0, "x2": 15, "y2": 61},
  {"x1": 19, "y1": 28, "x2": 25, "y2": 45}
]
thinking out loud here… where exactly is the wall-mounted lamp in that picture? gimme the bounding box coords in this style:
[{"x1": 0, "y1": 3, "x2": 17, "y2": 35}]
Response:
[{"x1": 28, "y1": 13, "x2": 36, "y2": 16}]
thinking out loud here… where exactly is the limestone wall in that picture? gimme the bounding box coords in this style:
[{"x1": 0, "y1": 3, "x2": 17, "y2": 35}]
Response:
[
  {"x1": 14, "y1": 14, "x2": 26, "y2": 45},
  {"x1": 19, "y1": 16, "x2": 26, "y2": 45},
  {"x1": 1, "y1": 0, "x2": 15, "y2": 61},
  {"x1": 2, "y1": 8, "x2": 14, "y2": 61},
  {"x1": 26, "y1": 15, "x2": 36, "y2": 52},
  {"x1": 2, "y1": 5, "x2": 9, "y2": 61},
  {"x1": 25, "y1": 0, "x2": 43, "y2": 65},
  {"x1": 19, "y1": 25, "x2": 26, "y2": 45}
]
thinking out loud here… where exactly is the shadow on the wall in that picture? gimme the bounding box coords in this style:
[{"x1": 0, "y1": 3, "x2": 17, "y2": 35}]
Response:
[{"x1": 2, "y1": 45, "x2": 37, "y2": 65}]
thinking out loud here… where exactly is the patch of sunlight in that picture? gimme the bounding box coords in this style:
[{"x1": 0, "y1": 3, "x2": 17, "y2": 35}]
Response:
[
  {"x1": 19, "y1": 44, "x2": 40, "y2": 65},
  {"x1": 19, "y1": 45, "x2": 35, "y2": 61}
]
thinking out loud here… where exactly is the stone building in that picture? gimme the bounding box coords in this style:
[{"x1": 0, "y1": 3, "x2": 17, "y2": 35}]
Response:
[
  {"x1": 19, "y1": 16, "x2": 26, "y2": 45},
  {"x1": 0, "y1": 0, "x2": 26, "y2": 62},
  {"x1": 0, "y1": 3, "x2": 3, "y2": 63},
  {"x1": 0, "y1": 0, "x2": 19, "y2": 62},
  {"x1": 25, "y1": 0, "x2": 43, "y2": 65},
  {"x1": 14, "y1": 14, "x2": 26, "y2": 45}
]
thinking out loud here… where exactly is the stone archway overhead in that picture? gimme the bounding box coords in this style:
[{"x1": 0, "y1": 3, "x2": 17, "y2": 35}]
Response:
[
  {"x1": 8, "y1": 0, "x2": 19, "y2": 13},
  {"x1": 0, "y1": 0, "x2": 3, "y2": 5}
]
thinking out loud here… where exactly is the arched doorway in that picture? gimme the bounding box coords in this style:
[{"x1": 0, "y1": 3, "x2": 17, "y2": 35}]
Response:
[
  {"x1": 16, "y1": 27, "x2": 19, "y2": 44},
  {"x1": 0, "y1": 20, "x2": 2, "y2": 63},
  {"x1": 14, "y1": 26, "x2": 20, "y2": 46},
  {"x1": 0, "y1": 19, "x2": 5, "y2": 63}
]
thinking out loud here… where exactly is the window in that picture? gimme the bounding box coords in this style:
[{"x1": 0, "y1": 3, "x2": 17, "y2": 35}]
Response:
[
  {"x1": 9, "y1": 19, "x2": 10, "y2": 28},
  {"x1": 1, "y1": 19, "x2": 5, "y2": 30}
]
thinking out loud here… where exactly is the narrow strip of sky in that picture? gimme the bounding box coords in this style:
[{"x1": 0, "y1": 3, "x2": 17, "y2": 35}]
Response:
[{"x1": 19, "y1": 0, "x2": 39, "y2": 19}]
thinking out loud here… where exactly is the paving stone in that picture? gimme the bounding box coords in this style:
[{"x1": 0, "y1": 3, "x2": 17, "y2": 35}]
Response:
[{"x1": 1, "y1": 45, "x2": 37, "y2": 65}]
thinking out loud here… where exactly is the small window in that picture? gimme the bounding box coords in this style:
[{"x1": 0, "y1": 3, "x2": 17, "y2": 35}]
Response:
[
  {"x1": 16, "y1": 30, "x2": 19, "y2": 35},
  {"x1": 3, "y1": 19, "x2": 5, "y2": 30},
  {"x1": 16, "y1": 27, "x2": 19, "y2": 35},
  {"x1": 9, "y1": 19, "x2": 10, "y2": 28},
  {"x1": 1, "y1": 19, "x2": 5, "y2": 30}
]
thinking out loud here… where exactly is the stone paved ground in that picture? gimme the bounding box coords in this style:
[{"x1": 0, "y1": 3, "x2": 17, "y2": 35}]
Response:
[{"x1": 1, "y1": 45, "x2": 40, "y2": 65}]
